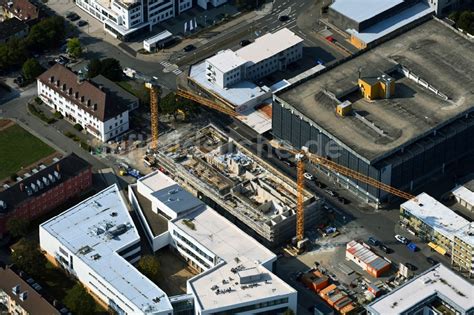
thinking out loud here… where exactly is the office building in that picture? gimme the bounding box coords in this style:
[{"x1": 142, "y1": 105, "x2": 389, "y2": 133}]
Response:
[
  {"x1": 401, "y1": 193, "x2": 474, "y2": 278},
  {"x1": 75, "y1": 0, "x2": 226, "y2": 40},
  {"x1": 366, "y1": 264, "x2": 474, "y2": 314},
  {"x1": 129, "y1": 171, "x2": 298, "y2": 314},
  {"x1": 0, "y1": 153, "x2": 92, "y2": 238},
  {"x1": 37, "y1": 64, "x2": 137, "y2": 142},
  {"x1": 273, "y1": 19, "x2": 474, "y2": 205}
]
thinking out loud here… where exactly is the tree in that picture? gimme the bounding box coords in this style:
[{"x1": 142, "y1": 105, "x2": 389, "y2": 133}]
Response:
[
  {"x1": 26, "y1": 16, "x2": 65, "y2": 52},
  {"x1": 100, "y1": 58, "x2": 122, "y2": 81},
  {"x1": 457, "y1": 10, "x2": 474, "y2": 33},
  {"x1": 11, "y1": 239, "x2": 46, "y2": 275},
  {"x1": 160, "y1": 92, "x2": 179, "y2": 117},
  {"x1": 64, "y1": 284, "x2": 96, "y2": 315},
  {"x1": 22, "y1": 58, "x2": 44, "y2": 80},
  {"x1": 67, "y1": 38, "x2": 82, "y2": 59},
  {"x1": 137, "y1": 255, "x2": 160, "y2": 282},
  {"x1": 87, "y1": 58, "x2": 102, "y2": 78},
  {"x1": 86, "y1": 58, "x2": 123, "y2": 81},
  {"x1": 283, "y1": 309, "x2": 295, "y2": 315},
  {"x1": 6, "y1": 217, "x2": 29, "y2": 238}
]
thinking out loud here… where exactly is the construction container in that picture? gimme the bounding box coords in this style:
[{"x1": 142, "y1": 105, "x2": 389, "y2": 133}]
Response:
[
  {"x1": 368, "y1": 283, "x2": 382, "y2": 297},
  {"x1": 346, "y1": 240, "x2": 391, "y2": 277},
  {"x1": 339, "y1": 303, "x2": 357, "y2": 314},
  {"x1": 334, "y1": 296, "x2": 352, "y2": 311},
  {"x1": 301, "y1": 270, "x2": 330, "y2": 293}
]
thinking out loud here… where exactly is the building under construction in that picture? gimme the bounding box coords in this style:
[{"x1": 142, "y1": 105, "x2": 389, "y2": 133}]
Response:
[
  {"x1": 155, "y1": 125, "x2": 322, "y2": 247},
  {"x1": 273, "y1": 19, "x2": 474, "y2": 204}
]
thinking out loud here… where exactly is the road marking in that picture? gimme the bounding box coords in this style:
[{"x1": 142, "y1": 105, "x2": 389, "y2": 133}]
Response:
[{"x1": 172, "y1": 69, "x2": 183, "y2": 75}]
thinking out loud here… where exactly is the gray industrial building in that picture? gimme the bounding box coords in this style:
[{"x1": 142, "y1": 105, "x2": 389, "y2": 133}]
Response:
[{"x1": 272, "y1": 19, "x2": 474, "y2": 205}]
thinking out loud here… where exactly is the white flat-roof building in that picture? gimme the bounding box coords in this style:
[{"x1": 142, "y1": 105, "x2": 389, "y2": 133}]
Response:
[
  {"x1": 75, "y1": 0, "x2": 225, "y2": 40},
  {"x1": 129, "y1": 171, "x2": 298, "y2": 314},
  {"x1": 39, "y1": 185, "x2": 173, "y2": 315},
  {"x1": 452, "y1": 182, "x2": 474, "y2": 212},
  {"x1": 205, "y1": 28, "x2": 303, "y2": 89},
  {"x1": 366, "y1": 264, "x2": 474, "y2": 314},
  {"x1": 401, "y1": 193, "x2": 474, "y2": 278}
]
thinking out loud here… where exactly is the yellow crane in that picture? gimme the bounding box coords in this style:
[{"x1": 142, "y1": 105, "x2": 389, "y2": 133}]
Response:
[
  {"x1": 286, "y1": 146, "x2": 416, "y2": 242},
  {"x1": 144, "y1": 84, "x2": 237, "y2": 151},
  {"x1": 148, "y1": 84, "x2": 416, "y2": 244}
]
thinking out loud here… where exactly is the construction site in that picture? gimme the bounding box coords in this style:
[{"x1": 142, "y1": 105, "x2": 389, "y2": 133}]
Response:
[{"x1": 149, "y1": 124, "x2": 322, "y2": 247}]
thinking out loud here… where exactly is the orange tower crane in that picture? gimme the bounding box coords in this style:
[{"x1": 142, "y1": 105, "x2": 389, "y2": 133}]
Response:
[
  {"x1": 145, "y1": 82, "x2": 160, "y2": 150},
  {"x1": 144, "y1": 84, "x2": 237, "y2": 151},
  {"x1": 290, "y1": 146, "x2": 415, "y2": 242}
]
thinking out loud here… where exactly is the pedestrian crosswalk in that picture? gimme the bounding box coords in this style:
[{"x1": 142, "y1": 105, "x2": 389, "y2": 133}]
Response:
[
  {"x1": 160, "y1": 61, "x2": 172, "y2": 67},
  {"x1": 160, "y1": 61, "x2": 182, "y2": 75}
]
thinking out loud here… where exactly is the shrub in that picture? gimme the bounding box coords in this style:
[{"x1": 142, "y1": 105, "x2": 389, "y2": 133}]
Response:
[
  {"x1": 73, "y1": 123, "x2": 83, "y2": 131},
  {"x1": 53, "y1": 111, "x2": 63, "y2": 119}
]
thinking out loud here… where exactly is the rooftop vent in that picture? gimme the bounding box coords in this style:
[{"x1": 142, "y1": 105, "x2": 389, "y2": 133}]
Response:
[
  {"x1": 75, "y1": 91, "x2": 79, "y2": 99},
  {"x1": 93, "y1": 104, "x2": 97, "y2": 111},
  {"x1": 12, "y1": 285, "x2": 20, "y2": 295},
  {"x1": 49, "y1": 76, "x2": 54, "y2": 83},
  {"x1": 87, "y1": 99, "x2": 91, "y2": 107},
  {"x1": 56, "y1": 80, "x2": 60, "y2": 87},
  {"x1": 19, "y1": 291, "x2": 28, "y2": 301},
  {"x1": 68, "y1": 88, "x2": 73, "y2": 95},
  {"x1": 62, "y1": 83, "x2": 67, "y2": 91}
]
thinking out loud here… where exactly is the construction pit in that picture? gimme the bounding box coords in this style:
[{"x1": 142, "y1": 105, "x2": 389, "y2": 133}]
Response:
[{"x1": 153, "y1": 125, "x2": 323, "y2": 247}]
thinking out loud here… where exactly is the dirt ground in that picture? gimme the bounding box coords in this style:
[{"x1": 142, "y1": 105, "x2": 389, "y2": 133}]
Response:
[{"x1": 155, "y1": 248, "x2": 198, "y2": 296}]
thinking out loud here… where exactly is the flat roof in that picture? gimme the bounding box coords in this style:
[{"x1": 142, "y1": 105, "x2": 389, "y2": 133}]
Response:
[
  {"x1": 189, "y1": 62, "x2": 270, "y2": 107},
  {"x1": 366, "y1": 264, "x2": 474, "y2": 314},
  {"x1": 236, "y1": 28, "x2": 303, "y2": 65},
  {"x1": 277, "y1": 19, "x2": 474, "y2": 163},
  {"x1": 330, "y1": 0, "x2": 403, "y2": 23},
  {"x1": 140, "y1": 172, "x2": 203, "y2": 215},
  {"x1": 40, "y1": 185, "x2": 173, "y2": 313},
  {"x1": 178, "y1": 207, "x2": 295, "y2": 311},
  {"x1": 347, "y1": 2, "x2": 433, "y2": 45},
  {"x1": 143, "y1": 30, "x2": 172, "y2": 45},
  {"x1": 206, "y1": 49, "x2": 247, "y2": 73},
  {"x1": 401, "y1": 193, "x2": 470, "y2": 239},
  {"x1": 452, "y1": 185, "x2": 474, "y2": 206}
]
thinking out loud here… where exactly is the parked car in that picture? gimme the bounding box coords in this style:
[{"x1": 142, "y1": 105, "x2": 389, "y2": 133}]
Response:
[
  {"x1": 66, "y1": 12, "x2": 80, "y2": 21},
  {"x1": 54, "y1": 55, "x2": 69, "y2": 65},
  {"x1": 426, "y1": 257, "x2": 438, "y2": 265},
  {"x1": 77, "y1": 20, "x2": 88, "y2": 27},
  {"x1": 240, "y1": 39, "x2": 252, "y2": 47},
  {"x1": 368, "y1": 237, "x2": 379, "y2": 246},
  {"x1": 324, "y1": 189, "x2": 338, "y2": 197},
  {"x1": 278, "y1": 15, "x2": 289, "y2": 22},
  {"x1": 405, "y1": 263, "x2": 417, "y2": 271},
  {"x1": 303, "y1": 172, "x2": 314, "y2": 181},
  {"x1": 379, "y1": 244, "x2": 392, "y2": 254},
  {"x1": 406, "y1": 242, "x2": 418, "y2": 252},
  {"x1": 337, "y1": 196, "x2": 349, "y2": 204},
  {"x1": 395, "y1": 234, "x2": 408, "y2": 244},
  {"x1": 13, "y1": 76, "x2": 25, "y2": 87},
  {"x1": 183, "y1": 44, "x2": 196, "y2": 52}
]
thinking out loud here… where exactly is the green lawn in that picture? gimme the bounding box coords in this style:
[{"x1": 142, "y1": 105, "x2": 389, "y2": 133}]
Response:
[{"x1": 0, "y1": 124, "x2": 55, "y2": 180}]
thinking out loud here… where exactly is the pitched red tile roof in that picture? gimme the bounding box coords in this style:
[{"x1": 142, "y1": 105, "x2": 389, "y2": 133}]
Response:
[
  {"x1": 1, "y1": 0, "x2": 40, "y2": 21},
  {"x1": 37, "y1": 64, "x2": 129, "y2": 121}
]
